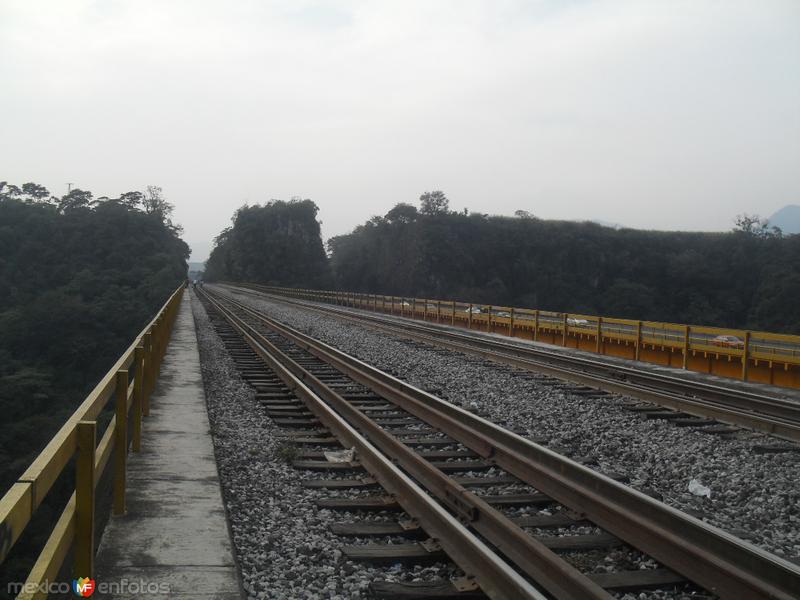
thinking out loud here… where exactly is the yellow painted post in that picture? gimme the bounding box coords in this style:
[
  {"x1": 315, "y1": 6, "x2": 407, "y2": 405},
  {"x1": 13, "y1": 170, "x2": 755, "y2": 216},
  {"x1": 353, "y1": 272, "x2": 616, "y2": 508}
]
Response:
[
  {"x1": 152, "y1": 316, "x2": 162, "y2": 382},
  {"x1": 114, "y1": 370, "x2": 129, "y2": 515},
  {"x1": 158, "y1": 313, "x2": 166, "y2": 361},
  {"x1": 132, "y1": 347, "x2": 144, "y2": 452},
  {"x1": 742, "y1": 331, "x2": 751, "y2": 381},
  {"x1": 143, "y1": 331, "x2": 153, "y2": 415},
  {"x1": 562, "y1": 314, "x2": 568, "y2": 346},
  {"x1": 533, "y1": 310, "x2": 539, "y2": 341},
  {"x1": 75, "y1": 421, "x2": 96, "y2": 579},
  {"x1": 596, "y1": 317, "x2": 603, "y2": 353},
  {"x1": 509, "y1": 308, "x2": 515, "y2": 337},
  {"x1": 635, "y1": 321, "x2": 643, "y2": 360},
  {"x1": 683, "y1": 326, "x2": 691, "y2": 369}
]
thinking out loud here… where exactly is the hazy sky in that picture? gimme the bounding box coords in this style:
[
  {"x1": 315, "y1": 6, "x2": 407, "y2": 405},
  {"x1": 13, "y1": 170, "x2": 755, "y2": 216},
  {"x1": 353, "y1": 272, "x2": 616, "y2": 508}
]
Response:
[{"x1": 2, "y1": 1, "x2": 799, "y2": 261}]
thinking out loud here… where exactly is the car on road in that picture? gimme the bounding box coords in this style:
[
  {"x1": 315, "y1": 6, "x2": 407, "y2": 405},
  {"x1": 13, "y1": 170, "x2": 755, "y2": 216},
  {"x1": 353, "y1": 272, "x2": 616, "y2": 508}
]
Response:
[{"x1": 710, "y1": 335, "x2": 745, "y2": 349}]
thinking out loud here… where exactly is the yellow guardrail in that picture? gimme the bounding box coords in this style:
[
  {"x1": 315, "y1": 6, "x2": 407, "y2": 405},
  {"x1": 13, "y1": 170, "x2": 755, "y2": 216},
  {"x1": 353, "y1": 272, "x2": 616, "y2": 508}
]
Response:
[
  {"x1": 0, "y1": 284, "x2": 185, "y2": 599},
  {"x1": 243, "y1": 284, "x2": 800, "y2": 389}
]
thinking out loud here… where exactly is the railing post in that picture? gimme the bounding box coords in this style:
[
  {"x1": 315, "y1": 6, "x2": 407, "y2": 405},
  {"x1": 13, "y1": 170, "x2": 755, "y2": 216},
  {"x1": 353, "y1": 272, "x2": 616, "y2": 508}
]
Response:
[
  {"x1": 635, "y1": 321, "x2": 643, "y2": 360},
  {"x1": 143, "y1": 331, "x2": 153, "y2": 415},
  {"x1": 452, "y1": 301, "x2": 456, "y2": 325},
  {"x1": 596, "y1": 317, "x2": 603, "y2": 353},
  {"x1": 682, "y1": 325, "x2": 691, "y2": 369},
  {"x1": 468, "y1": 304, "x2": 473, "y2": 329},
  {"x1": 159, "y1": 313, "x2": 167, "y2": 360},
  {"x1": 436, "y1": 301, "x2": 441, "y2": 324},
  {"x1": 114, "y1": 370, "x2": 129, "y2": 515},
  {"x1": 487, "y1": 306, "x2": 493, "y2": 333},
  {"x1": 742, "y1": 331, "x2": 751, "y2": 381},
  {"x1": 75, "y1": 421, "x2": 96, "y2": 579},
  {"x1": 509, "y1": 308, "x2": 515, "y2": 337},
  {"x1": 132, "y1": 347, "x2": 144, "y2": 452},
  {"x1": 533, "y1": 309, "x2": 539, "y2": 341},
  {"x1": 562, "y1": 314, "x2": 568, "y2": 346},
  {"x1": 152, "y1": 317, "x2": 162, "y2": 383}
]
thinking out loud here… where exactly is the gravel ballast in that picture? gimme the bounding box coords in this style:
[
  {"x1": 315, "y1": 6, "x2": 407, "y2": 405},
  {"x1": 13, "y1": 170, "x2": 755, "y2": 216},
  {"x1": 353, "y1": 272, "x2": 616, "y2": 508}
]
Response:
[
  {"x1": 191, "y1": 292, "x2": 459, "y2": 600},
  {"x1": 211, "y1": 285, "x2": 800, "y2": 564}
]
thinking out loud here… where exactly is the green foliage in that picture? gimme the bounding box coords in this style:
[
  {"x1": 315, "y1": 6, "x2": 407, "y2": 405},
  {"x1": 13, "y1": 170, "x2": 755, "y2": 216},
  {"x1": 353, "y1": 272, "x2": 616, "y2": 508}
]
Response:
[
  {"x1": 0, "y1": 183, "x2": 188, "y2": 590},
  {"x1": 419, "y1": 190, "x2": 449, "y2": 215},
  {"x1": 204, "y1": 199, "x2": 330, "y2": 286},
  {"x1": 734, "y1": 213, "x2": 782, "y2": 239},
  {"x1": 328, "y1": 201, "x2": 800, "y2": 334}
]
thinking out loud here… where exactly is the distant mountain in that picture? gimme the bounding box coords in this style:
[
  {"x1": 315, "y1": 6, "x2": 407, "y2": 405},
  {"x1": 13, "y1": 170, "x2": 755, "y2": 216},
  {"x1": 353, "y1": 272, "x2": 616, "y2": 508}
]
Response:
[{"x1": 768, "y1": 205, "x2": 800, "y2": 235}]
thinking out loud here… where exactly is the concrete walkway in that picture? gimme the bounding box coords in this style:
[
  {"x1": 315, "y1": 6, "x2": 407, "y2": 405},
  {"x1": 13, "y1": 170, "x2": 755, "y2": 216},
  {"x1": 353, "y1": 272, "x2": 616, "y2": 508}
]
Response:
[{"x1": 95, "y1": 294, "x2": 242, "y2": 600}]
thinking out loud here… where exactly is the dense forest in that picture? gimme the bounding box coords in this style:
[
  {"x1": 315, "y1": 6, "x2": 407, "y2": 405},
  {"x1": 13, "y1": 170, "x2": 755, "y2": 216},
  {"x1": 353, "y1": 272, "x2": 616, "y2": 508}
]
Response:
[
  {"x1": 207, "y1": 191, "x2": 799, "y2": 334},
  {"x1": 204, "y1": 199, "x2": 330, "y2": 286},
  {"x1": 0, "y1": 182, "x2": 189, "y2": 590}
]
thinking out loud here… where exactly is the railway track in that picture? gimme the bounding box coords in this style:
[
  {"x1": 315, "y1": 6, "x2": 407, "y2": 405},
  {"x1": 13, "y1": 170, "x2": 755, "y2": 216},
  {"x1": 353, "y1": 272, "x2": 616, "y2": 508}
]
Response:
[
  {"x1": 224, "y1": 283, "x2": 800, "y2": 443},
  {"x1": 198, "y1": 287, "x2": 800, "y2": 599}
]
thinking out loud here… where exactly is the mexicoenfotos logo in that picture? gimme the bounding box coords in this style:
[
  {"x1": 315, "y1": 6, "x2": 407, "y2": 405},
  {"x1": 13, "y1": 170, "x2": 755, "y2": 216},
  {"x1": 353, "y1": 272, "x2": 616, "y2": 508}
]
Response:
[
  {"x1": 8, "y1": 577, "x2": 169, "y2": 596},
  {"x1": 72, "y1": 577, "x2": 96, "y2": 597}
]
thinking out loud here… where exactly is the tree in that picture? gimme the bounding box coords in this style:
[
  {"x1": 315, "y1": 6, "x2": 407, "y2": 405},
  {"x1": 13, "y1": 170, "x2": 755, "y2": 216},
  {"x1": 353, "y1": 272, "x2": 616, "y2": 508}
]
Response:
[
  {"x1": 385, "y1": 203, "x2": 418, "y2": 224},
  {"x1": 0, "y1": 182, "x2": 22, "y2": 198},
  {"x1": 326, "y1": 206, "x2": 800, "y2": 333},
  {"x1": 734, "y1": 214, "x2": 782, "y2": 239},
  {"x1": 118, "y1": 191, "x2": 144, "y2": 210},
  {"x1": 142, "y1": 185, "x2": 181, "y2": 233},
  {"x1": 21, "y1": 183, "x2": 51, "y2": 203},
  {"x1": 204, "y1": 199, "x2": 330, "y2": 287},
  {"x1": 57, "y1": 189, "x2": 93, "y2": 212},
  {"x1": 0, "y1": 183, "x2": 189, "y2": 586},
  {"x1": 142, "y1": 185, "x2": 172, "y2": 219},
  {"x1": 419, "y1": 190, "x2": 449, "y2": 215}
]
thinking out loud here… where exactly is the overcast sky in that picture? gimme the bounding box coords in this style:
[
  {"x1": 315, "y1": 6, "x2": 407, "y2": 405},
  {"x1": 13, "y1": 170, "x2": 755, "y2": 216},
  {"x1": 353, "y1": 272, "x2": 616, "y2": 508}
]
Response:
[{"x1": 2, "y1": 1, "x2": 799, "y2": 261}]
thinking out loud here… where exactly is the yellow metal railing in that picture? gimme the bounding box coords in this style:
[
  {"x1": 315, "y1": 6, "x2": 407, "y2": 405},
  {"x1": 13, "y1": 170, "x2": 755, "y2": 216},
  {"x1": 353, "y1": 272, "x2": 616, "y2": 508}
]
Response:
[
  {"x1": 0, "y1": 284, "x2": 185, "y2": 599},
  {"x1": 243, "y1": 284, "x2": 800, "y2": 388}
]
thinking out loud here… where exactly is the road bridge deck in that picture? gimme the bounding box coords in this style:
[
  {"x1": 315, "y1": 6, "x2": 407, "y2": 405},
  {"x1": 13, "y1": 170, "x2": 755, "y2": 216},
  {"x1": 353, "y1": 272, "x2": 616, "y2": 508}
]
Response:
[{"x1": 94, "y1": 293, "x2": 242, "y2": 600}]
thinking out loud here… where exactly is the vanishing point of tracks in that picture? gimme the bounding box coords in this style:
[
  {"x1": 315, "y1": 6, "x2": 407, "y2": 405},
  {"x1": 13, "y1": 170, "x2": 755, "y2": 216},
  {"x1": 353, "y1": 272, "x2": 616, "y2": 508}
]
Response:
[{"x1": 198, "y1": 287, "x2": 800, "y2": 600}]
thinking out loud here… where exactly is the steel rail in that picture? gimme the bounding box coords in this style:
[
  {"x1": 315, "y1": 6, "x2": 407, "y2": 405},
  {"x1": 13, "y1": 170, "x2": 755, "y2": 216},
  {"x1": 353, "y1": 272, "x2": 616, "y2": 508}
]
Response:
[
  {"x1": 202, "y1": 288, "x2": 610, "y2": 599},
  {"x1": 210, "y1": 287, "x2": 800, "y2": 600},
  {"x1": 229, "y1": 284, "x2": 800, "y2": 442},
  {"x1": 200, "y1": 290, "x2": 547, "y2": 600}
]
